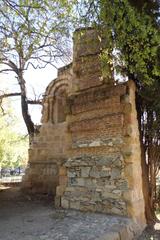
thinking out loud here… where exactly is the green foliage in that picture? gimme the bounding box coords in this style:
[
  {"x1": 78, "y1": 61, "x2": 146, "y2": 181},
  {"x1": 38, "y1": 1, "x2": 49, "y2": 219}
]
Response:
[
  {"x1": 128, "y1": 0, "x2": 160, "y2": 19},
  {"x1": 98, "y1": 0, "x2": 160, "y2": 141},
  {"x1": 98, "y1": 0, "x2": 160, "y2": 221},
  {"x1": 0, "y1": 0, "x2": 76, "y2": 69},
  {"x1": 0, "y1": 0, "x2": 78, "y2": 135},
  {"x1": 0, "y1": 103, "x2": 28, "y2": 168},
  {"x1": 75, "y1": 0, "x2": 100, "y2": 26},
  {"x1": 100, "y1": 0, "x2": 160, "y2": 84}
]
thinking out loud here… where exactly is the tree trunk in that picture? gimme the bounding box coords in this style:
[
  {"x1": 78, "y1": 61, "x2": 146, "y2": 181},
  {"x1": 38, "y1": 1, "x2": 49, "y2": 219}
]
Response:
[
  {"x1": 136, "y1": 92, "x2": 157, "y2": 225},
  {"x1": 141, "y1": 144, "x2": 156, "y2": 224},
  {"x1": 21, "y1": 95, "x2": 35, "y2": 136},
  {"x1": 18, "y1": 72, "x2": 35, "y2": 136}
]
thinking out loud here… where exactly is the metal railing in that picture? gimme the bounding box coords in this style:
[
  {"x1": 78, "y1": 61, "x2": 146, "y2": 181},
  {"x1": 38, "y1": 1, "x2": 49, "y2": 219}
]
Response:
[{"x1": 0, "y1": 176, "x2": 22, "y2": 183}]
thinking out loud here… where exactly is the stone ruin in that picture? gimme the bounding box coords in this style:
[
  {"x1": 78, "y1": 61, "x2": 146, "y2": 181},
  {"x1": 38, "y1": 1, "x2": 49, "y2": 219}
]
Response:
[{"x1": 22, "y1": 28, "x2": 146, "y2": 236}]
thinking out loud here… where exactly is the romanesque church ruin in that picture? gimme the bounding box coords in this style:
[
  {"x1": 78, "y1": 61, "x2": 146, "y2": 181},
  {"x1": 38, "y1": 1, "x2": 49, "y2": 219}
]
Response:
[{"x1": 23, "y1": 28, "x2": 146, "y2": 232}]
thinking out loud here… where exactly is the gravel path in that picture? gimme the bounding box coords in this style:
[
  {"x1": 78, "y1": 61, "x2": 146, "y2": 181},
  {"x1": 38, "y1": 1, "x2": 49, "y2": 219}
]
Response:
[{"x1": 0, "y1": 187, "x2": 158, "y2": 240}]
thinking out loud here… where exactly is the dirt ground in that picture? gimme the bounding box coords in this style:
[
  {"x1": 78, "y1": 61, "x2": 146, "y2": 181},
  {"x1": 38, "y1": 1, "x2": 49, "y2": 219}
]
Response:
[
  {"x1": 0, "y1": 186, "x2": 55, "y2": 240},
  {"x1": 0, "y1": 186, "x2": 160, "y2": 240}
]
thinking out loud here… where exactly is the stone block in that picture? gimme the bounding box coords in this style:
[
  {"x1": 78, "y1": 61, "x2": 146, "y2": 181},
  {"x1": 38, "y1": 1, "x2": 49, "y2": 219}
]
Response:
[
  {"x1": 89, "y1": 140, "x2": 101, "y2": 147},
  {"x1": 68, "y1": 170, "x2": 77, "y2": 178},
  {"x1": 76, "y1": 178, "x2": 85, "y2": 186},
  {"x1": 122, "y1": 146, "x2": 133, "y2": 157},
  {"x1": 124, "y1": 125, "x2": 133, "y2": 137},
  {"x1": 90, "y1": 166, "x2": 100, "y2": 178},
  {"x1": 104, "y1": 184, "x2": 116, "y2": 190},
  {"x1": 65, "y1": 186, "x2": 77, "y2": 192},
  {"x1": 70, "y1": 201, "x2": 80, "y2": 209},
  {"x1": 54, "y1": 196, "x2": 61, "y2": 208},
  {"x1": 111, "y1": 168, "x2": 121, "y2": 180},
  {"x1": 69, "y1": 177, "x2": 78, "y2": 186},
  {"x1": 96, "y1": 155, "x2": 122, "y2": 167},
  {"x1": 100, "y1": 169, "x2": 111, "y2": 177},
  {"x1": 111, "y1": 207, "x2": 125, "y2": 215},
  {"x1": 92, "y1": 192, "x2": 101, "y2": 201},
  {"x1": 80, "y1": 202, "x2": 96, "y2": 212},
  {"x1": 123, "y1": 103, "x2": 132, "y2": 114},
  {"x1": 116, "y1": 180, "x2": 128, "y2": 190},
  {"x1": 84, "y1": 178, "x2": 97, "y2": 188},
  {"x1": 102, "y1": 191, "x2": 119, "y2": 199},
  {"x1": 112, "y1": 190, "x2": 122, "y2": 195},
  {"x1": 81, "y1": 167, "x2": 90, "y2": 177},
  {"x1": 123, "y1": 190, "x2": 135, "y2": 202},
  {"x1": 56, "y1": 186, "x2": 66, "y2": 196},
  {"x1": 119, "y1": 226, "x2": 134, "y2": 240},
  {"x1": 59, "y1": 176, "x2": 68, "y2": 187},
  {"x1": 61, "y1": 197, "x2": 69, "y2": 209},
  {"x1": 59, "y1": 166, "x2": 67, "y2": 176},
  {"x1": 120, "y1": 93, "x2": 130, "y2": 103}
]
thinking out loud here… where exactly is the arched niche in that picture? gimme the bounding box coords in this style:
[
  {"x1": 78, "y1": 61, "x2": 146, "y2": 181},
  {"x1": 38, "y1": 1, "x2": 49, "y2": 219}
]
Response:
[
  {"x1": 41, "y1": 77, "x2": 69, "y2": 124},
  {"x1": 54, "y1": 87, "x2": 67, "y2": 124}
]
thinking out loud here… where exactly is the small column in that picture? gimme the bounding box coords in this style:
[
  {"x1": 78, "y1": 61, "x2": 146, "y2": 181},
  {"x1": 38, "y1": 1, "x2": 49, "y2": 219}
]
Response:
[
  {"x1": 48, "y1": 96, "x2": 54, "y2": 123},
  {"x1": 41, "y1": 98, "x2": 49, "y2": 123}
]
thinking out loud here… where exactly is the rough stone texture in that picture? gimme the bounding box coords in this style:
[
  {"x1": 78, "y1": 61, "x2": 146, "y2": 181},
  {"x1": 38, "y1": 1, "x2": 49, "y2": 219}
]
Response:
[
  {"x1": 0, "y1": 187, "x2": 141, "y2": 240},
  {"x1": 22, "y1": 28, "x2": 146, "y2": 237},
  {"x1": 58, "y1": 81, "x2": 145, "y2": 229},
  {"x1": 22, "y1": 121, "x2": 71, "y2": 194},
  {"x1": 72, "y1": 28, "x2": 112, "y2": 91}
]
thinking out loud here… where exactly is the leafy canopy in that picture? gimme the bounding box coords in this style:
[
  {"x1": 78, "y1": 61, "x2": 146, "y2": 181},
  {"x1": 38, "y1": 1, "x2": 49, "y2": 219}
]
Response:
[
  {"x1": 100, "y1": 0, "x2": 160, "y2": 85},
  {"x1": 0, "y1": 0, "x2": 76, "y2": 71},
  {"x1": 0, "y1": 102, "x2": 28, "y2": 168}
]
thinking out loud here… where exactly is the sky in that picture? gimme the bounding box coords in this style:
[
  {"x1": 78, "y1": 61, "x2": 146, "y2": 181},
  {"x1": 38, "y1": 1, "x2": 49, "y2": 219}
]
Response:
[{"x1": 1, "y1": 65, "x2": 58, "y2": 134}]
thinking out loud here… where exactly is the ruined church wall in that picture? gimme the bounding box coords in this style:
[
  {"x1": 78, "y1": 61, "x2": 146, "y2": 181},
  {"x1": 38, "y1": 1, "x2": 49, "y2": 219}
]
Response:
[
  {"x1": 22, "y1": 28, "x2": 146, "y2": 228},
  {"x1": 56, "y1": 81, "x2": 145, "y2": 226}
]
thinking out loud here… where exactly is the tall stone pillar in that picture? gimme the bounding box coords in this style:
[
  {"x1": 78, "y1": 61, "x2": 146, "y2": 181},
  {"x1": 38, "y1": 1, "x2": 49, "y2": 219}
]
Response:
[{"x1": 71, "y1": 28, "x2": 114, "y2": 92}]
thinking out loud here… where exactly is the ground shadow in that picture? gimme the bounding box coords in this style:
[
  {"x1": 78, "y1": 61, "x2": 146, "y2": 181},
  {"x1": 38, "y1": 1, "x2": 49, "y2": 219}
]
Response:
[{"x1": 137, "y1": 224, "x2": 160, "y2": 239}]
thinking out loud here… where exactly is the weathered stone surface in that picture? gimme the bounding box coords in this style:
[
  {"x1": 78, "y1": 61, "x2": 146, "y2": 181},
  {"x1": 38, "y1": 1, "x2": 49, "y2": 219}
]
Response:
[
  {"x1": 65, "y1": 154, "x2": 123, "y2": 167},
  {"x1": 81, "y1": 167, "x2": 91, "y2": 177},
  {"x1": 56, "y1": 186, "x2": 66, "y2": 197},
  {"x1": 22, "y1": 28, "x2": 146, "y2": 235},
  {"x1": 111, "y1": 168, "x2": 121, "y2": 180},
  {"x1": 61, "y1": 198, "x2": 69, "y2": 209},
  {"x1": 59, "y1": 166, "x2": 67, "y2": 176},
  {"x1": 69, "y1": 114, "x2": 124, "y2": 133},
  {"x1": 54, "y1": 196, "x2": 61, "y2": 208},
  {"x1": 90, "y1": 166, "x2": 100, "y2": 178},
  {"x1": 72, "y1": 137, "x2": 123, "y2": 148}
]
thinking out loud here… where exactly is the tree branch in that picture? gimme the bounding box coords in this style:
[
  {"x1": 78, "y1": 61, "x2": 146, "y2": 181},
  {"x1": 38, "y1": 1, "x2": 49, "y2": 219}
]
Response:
[
  {"x1": 0, "y1": 68, "x2": 15, "y2": 73},
  {"x1": 0, "y1": 92, "x2": 21, "y2": 99},
  {"x1": 27, "y1": 99, "x2": 42, "y2": 105}
]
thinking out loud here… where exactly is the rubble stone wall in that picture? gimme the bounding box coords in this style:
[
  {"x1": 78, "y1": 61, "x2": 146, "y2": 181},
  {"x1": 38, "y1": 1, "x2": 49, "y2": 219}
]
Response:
[{"x1": 56, "y1": 81, "x2": 145, "y2": 227}]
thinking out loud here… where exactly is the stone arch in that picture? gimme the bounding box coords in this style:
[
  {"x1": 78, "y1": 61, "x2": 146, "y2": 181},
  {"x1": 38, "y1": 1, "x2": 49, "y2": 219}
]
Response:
[
  {"x1": 48, "y1": 79, "x2": 69, "y2": 96},
  {"x1": 53, "y1": 84, "x2": 68, "y2": 124},
  {"x1": 41, "y1": 78, "x2": 69, "y2": 124}
]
